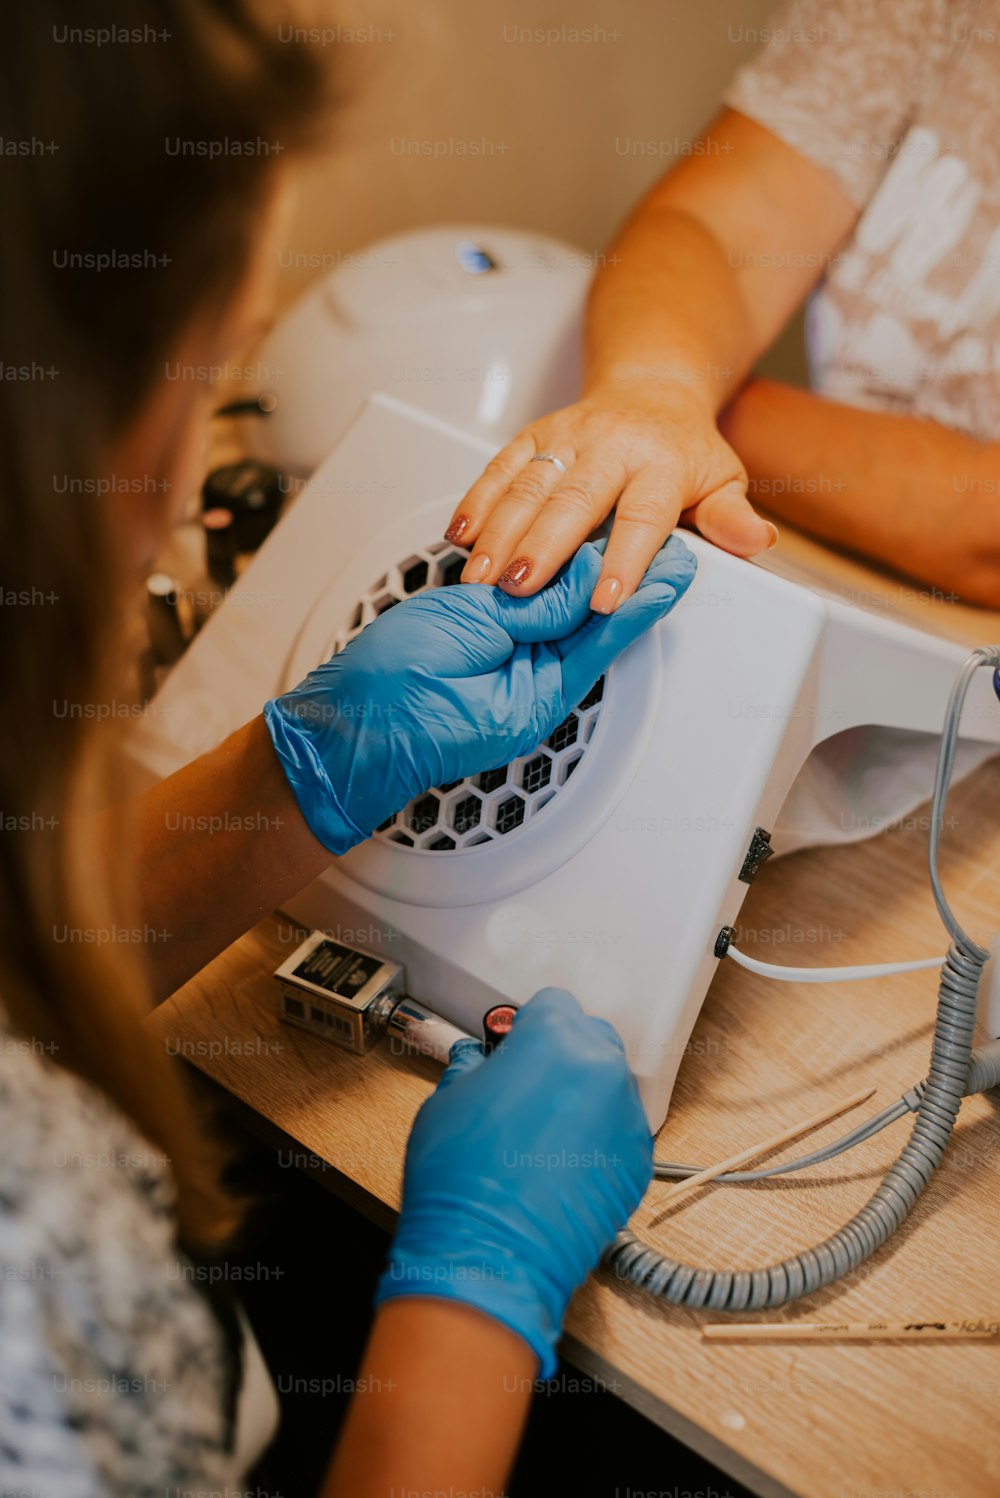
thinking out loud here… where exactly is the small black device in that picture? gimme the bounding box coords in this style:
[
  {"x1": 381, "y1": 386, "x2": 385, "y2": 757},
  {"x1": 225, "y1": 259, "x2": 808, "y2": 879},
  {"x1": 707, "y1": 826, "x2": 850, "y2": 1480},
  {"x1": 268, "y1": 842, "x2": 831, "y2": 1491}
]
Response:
[{"x1": 201, "y1": 460, "x2": 285, "y2": 587}]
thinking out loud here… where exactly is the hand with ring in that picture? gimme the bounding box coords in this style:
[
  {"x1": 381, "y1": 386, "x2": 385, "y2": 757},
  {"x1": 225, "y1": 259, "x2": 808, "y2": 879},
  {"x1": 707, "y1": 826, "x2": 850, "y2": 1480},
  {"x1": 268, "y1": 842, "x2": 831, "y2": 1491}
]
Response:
[{"x1": 445, "y1": 384, "x2": 777, "y2": 612}]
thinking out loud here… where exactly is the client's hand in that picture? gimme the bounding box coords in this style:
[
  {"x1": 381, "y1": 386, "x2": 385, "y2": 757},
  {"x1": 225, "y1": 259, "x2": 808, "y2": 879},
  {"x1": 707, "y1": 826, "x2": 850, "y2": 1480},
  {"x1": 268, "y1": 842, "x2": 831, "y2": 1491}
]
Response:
[
  {"x1": 446, "y1": 387, "x2": 775, "y2": 610},
  {"x1": 374, "y1": 988, "x2": 652, "y2": 1377},
  {"x1": 264, "y1": 536, "x2": 695, "y2": 854}
]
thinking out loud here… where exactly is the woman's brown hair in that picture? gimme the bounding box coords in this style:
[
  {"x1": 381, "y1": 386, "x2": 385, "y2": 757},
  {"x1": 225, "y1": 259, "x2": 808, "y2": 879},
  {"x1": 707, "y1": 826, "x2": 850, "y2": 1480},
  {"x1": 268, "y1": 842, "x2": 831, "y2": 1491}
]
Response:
[{"x1": 0, "y1": 0, "x2": 328, "y2": 1247}]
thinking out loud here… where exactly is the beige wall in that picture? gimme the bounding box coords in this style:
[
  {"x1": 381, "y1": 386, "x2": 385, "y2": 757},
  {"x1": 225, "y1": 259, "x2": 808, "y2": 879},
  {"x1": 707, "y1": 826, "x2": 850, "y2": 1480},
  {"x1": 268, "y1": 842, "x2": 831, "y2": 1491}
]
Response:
[{"x1": 281, "y1": 0, "x2": 805, "y2": 379}]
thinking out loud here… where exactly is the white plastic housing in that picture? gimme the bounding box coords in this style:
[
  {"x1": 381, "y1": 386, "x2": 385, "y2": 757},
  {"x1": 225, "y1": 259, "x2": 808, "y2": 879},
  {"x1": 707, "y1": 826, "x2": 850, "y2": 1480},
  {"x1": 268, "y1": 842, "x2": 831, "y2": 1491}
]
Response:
[
  {"x1": 126, "y1": 395, "x2": 1000, "y2": 1126},
  {"x1": 244, "y1": 225, "x2": 591, "y2": 475}
]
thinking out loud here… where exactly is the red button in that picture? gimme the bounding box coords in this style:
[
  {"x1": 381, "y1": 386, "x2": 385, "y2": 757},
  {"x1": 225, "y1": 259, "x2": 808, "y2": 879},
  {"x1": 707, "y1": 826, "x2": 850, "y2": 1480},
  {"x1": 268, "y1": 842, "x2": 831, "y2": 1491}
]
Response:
[{"x1": 483, "y1": 1004, "x2": 518, "y2": 1052}]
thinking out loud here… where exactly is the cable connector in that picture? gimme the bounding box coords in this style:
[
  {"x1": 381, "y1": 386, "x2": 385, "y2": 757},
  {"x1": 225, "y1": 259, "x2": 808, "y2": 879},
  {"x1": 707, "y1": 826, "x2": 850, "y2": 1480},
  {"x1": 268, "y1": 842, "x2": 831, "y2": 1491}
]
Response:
[
  {"x1": 714, "y1": 925, "x2": 736, "y2": 959},
  {"x1": 901, "y1": 1081, "x2": 926, "y2": 1113},
  {"x1": 739, "y1": 826, "x2": 773, "y2": 884}
]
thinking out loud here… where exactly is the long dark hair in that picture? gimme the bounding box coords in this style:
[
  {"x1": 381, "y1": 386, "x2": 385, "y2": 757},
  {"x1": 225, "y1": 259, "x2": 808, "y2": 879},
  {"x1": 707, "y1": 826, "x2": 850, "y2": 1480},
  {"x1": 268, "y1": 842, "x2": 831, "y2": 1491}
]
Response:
[{"x1": 0, "y1": 0, "x2": 328, "y2": 1247}]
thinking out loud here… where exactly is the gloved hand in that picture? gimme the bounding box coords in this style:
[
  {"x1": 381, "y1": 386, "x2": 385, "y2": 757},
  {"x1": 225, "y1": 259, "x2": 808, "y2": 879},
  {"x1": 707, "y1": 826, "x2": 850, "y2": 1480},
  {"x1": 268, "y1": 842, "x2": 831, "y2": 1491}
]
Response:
[
  {"x1": 265, "y1": 535, "x2": 696, "y2": 853},
  {"x1": 374, "y1": 989, "x2": 652, "y2": 1377}
]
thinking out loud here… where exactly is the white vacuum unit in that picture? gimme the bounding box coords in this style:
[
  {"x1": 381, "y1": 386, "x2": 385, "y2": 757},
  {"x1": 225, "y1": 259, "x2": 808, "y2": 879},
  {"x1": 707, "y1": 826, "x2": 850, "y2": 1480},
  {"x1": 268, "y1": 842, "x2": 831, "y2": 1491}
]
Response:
[{"x1": 129, "y1": 228, "x2": 1000, "y2": 1128}]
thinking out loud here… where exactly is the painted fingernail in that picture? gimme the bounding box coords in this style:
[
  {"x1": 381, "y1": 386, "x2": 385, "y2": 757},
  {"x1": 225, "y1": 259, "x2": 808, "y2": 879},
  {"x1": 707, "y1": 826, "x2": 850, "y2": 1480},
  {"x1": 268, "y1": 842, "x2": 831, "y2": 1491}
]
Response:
[
  {"x1": 499, "y1": 556, "x2": 532, "y2": 588},
  {"x1": 445, "y1": 516, "x2": 469, "y2": 544},
  {"x1": 765, "y1": 522, "x2": 779, "y2": 550},
  {"x1": 590, "y1": 576, "x2": 623, "y2": 615},
  {"x1": 462, "y1": 552, "x2": 492, "y2": 583}
]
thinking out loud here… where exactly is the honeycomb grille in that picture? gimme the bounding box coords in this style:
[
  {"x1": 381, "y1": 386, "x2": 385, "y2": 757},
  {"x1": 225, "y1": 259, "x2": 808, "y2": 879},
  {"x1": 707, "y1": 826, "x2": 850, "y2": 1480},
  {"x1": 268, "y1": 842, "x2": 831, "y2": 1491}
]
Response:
[{"x1": 327, "y1": 542, "x2": 605, "y2": 852}]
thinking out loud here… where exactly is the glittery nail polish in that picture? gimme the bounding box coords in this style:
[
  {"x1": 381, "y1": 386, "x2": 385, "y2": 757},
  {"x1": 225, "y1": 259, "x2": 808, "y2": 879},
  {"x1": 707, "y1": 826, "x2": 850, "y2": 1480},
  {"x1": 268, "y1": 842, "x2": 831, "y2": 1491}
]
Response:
[
  {"x1": 499, "y1": 557, "x2": 532, "y2": 587},
  {"x1": 445, "y1": 516, "x2": 469, "y2": 544}
]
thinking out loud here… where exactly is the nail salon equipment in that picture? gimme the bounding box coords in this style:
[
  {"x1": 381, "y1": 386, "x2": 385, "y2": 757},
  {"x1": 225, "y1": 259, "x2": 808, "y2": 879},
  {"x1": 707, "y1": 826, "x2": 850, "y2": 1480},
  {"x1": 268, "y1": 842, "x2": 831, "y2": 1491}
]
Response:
[
  {"x1": 275, "y1": 929, "x2": 526, "y2": 1067},
  {"x1": 608, "y1": 653, "x2": 1000, "y2": 1307},
  {"x1": 265, "y1": 535, "x2": 693, "y2": 860},
  {"x1": 139, "y1": 459, "x2": 288, "y2": 685},
  {"x1": 201, "y1": 460, "x2": 285, "y2": 590},
  {"x1": 275, "y1": 927, "x2": 470, "y2": 1064},
  {"x1": 236, "y1": 226, "x2": 591, "y2": 477},
  {"x1": 127, "y1": 226, "x2": 1000, "y2": 1310}
]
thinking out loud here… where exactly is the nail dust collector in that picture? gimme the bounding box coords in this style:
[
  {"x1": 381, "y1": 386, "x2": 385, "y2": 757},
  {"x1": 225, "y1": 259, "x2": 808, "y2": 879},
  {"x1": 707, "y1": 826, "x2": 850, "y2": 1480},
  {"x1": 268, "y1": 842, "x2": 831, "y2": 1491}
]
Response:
[{"x1": 128, "y1": 388, "x2": 1000, "y2": 1125}]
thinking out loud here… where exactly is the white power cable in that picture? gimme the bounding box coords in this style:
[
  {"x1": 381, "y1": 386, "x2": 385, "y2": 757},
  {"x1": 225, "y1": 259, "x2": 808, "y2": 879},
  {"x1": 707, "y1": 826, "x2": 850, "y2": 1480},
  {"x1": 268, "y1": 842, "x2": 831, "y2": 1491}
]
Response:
[{"x1": 725, "y1": 943, "x2": 946, "y2": 983}]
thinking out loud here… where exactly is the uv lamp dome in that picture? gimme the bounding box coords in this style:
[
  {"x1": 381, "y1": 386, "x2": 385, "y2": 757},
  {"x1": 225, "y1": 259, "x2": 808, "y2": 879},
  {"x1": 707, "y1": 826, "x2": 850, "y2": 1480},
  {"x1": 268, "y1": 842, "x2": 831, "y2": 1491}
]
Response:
[
  {"x1": 243, "y1": 225, "x2": 592, "y2": 476},
  {"x1": 126, "y1": 394, "x2": 1000, "y2": 1128}
]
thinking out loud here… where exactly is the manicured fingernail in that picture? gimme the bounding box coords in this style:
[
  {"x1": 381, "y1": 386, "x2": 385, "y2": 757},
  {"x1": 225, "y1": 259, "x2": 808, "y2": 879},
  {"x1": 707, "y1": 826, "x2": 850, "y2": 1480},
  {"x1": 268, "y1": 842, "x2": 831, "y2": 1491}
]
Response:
[
  {"x1": 445, "y1": 516, "x2": 469, "y2": 544},
  {"x1": 499, "y1": 556, "x2": 532, "y2": 588},
  {"x1": 590, "y1": 576, "x2": 623, "y2": 614},
  {"x1": 765, "y1": 522, "x2": 779, "y2": 550},
  {"x1": 462, "y1": 552, "x2": 491, "y2": 583}
]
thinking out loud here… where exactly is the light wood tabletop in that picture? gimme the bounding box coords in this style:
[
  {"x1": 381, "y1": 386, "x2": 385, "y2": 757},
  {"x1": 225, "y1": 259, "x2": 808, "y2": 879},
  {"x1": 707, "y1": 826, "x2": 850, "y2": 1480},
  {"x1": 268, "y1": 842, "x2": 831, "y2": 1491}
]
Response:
[{"x1": 149, "y1": 522, "x2": 1000, "y2": 1498}]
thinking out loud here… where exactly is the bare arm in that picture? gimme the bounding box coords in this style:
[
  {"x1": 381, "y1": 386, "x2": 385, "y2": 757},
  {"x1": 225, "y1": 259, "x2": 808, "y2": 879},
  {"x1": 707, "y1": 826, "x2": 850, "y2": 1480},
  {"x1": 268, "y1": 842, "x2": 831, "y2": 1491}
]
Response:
[
  {"x1": 98, "y1": 715, "x2": 331, "y2": 1002},
  {"x1": 322, "y1": 1301, "x2": 535, "y2": 1498},
  {"x1": 721, "y1": 379, "x2": 1000, "y2": 606},
  {"x1": 585, "y1": 108, "x2": 856, "y2": 407},
  {"x1": 448, "y1": 109, "x2": 858, "y2": 606}
]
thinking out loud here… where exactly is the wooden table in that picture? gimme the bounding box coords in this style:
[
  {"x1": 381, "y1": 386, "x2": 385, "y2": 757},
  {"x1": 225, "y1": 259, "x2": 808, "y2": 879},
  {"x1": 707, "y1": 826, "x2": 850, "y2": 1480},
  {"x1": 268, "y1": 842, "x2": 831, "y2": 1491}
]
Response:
[{"x1": 150, "y1": 524, "x2": 1000, "y2": 1498}]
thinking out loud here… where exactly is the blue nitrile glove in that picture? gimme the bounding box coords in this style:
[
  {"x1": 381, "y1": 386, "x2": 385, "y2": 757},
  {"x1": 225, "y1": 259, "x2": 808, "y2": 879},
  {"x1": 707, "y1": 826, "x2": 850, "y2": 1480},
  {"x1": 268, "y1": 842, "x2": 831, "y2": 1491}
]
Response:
[
  {"x1": 264, "y1": 535, "x2": 696, "y2": 853},
  {"x1": 374, "y1": 988, "x2": 652, "y2": 1377}
]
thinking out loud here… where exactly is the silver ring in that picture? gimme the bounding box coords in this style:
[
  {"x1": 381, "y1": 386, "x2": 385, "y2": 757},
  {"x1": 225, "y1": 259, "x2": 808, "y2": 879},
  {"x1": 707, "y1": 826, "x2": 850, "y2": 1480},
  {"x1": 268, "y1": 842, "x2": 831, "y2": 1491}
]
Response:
[{"x1": 530, "y1": 451, "x2": 568, "y2": 475}]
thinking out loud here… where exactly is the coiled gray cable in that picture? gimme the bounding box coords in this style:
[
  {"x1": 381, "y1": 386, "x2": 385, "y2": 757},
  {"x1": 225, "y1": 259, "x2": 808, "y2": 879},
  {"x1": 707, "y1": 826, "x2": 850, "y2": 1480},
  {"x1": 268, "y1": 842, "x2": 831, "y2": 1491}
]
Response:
[{"x1": 605, "y1": 648, "x2": 998, "y2": 1310}]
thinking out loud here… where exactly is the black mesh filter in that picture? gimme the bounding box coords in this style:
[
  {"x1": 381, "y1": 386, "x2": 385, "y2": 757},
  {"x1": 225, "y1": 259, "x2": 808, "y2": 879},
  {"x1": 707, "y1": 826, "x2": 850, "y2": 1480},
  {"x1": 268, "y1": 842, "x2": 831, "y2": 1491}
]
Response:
[{"x1": 328, "y1": 542, "x2": 605, "y2": 851}]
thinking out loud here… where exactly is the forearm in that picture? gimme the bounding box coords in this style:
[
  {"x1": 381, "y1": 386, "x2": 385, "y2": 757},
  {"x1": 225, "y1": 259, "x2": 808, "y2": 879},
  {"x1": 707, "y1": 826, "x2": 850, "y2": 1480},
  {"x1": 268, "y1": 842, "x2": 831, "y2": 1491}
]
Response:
[
  {"x1": 322, "y1": 1301, "x2": 535, "y2": 1498},
  {"x1": 585, "y1": 200, "x2": 758, "y2": 414},
  {"x1": 100, "y1": 715, "x2": 331, "y2": 1001},
  {"x1": 720, "y1": 378, "x2": 1000, "y2": 605},
  {"x1": 583, "y1": 110, "x2": 857, "y2": 419}
]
